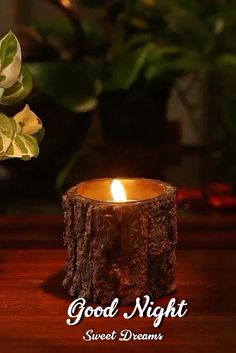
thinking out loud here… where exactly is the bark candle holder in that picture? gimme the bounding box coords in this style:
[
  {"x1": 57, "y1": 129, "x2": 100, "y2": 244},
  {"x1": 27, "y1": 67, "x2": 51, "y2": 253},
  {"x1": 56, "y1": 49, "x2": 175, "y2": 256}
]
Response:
[{"x1": 62, "y1": 178, "x2": 177, "y2": 305}]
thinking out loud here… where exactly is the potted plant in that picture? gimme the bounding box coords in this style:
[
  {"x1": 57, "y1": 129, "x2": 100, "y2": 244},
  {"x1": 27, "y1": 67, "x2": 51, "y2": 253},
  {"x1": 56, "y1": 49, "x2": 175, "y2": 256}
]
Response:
[
  {"x1": 100, "y1": 0, "x2": 236, "y2": 147},
  {"x1": 29, "y1": 0, "x2": 236, "y2": 185}
]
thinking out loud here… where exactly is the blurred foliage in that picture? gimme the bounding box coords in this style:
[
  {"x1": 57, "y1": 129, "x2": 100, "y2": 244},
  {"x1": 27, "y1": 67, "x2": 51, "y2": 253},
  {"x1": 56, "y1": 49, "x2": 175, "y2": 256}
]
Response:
[
  {"x1": 29, "y1": 0, "x2": 236, "y2": 183},
  {"x1": 103, "y1": 0, "x2": 236, "y2": 89},
  {"x1": 29, "y1": 61, "x2": 99, "y2": 113},
  {"x1": 33, "y1": 18, "x2": 74, "y2": 39},
  {"x1": 30, "y1": 0, "x2": 236, "y2": 110}
]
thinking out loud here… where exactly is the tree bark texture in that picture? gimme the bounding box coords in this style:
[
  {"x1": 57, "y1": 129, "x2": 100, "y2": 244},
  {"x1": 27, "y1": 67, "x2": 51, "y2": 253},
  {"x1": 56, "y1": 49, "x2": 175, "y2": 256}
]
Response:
[{"x1": 62, "y1": 181, "x2": 177, "y2": 305}]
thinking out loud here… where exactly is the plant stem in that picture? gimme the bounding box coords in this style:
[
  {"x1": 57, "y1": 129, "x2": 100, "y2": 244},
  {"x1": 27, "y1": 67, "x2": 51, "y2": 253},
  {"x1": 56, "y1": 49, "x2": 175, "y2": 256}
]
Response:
[{"x1": 42, "y1": 0, "x2": 85, "y2": 58}]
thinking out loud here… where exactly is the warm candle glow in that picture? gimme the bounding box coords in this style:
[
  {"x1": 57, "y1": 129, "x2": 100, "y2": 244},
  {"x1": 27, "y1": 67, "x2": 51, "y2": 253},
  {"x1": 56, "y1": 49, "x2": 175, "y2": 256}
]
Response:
[
  {"x1": 111, "y1": 179, "x2": 127, "y2": 202},
  {"x1": 59, "y1": 0, "x2": 72, "y2": 9}
]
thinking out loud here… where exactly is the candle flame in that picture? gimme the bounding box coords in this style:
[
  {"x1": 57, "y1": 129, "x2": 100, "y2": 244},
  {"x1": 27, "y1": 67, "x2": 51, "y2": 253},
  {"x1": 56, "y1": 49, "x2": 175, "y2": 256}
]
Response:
[{"x1": 111, "y1": 179, "x2": 127, "y2": 202}]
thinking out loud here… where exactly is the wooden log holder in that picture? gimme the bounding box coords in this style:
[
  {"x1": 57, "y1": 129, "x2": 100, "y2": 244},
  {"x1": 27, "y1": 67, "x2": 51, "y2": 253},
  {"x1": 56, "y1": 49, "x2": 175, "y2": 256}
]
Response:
[{"x1": 62, "y1": 178, "x2": 177, "y2": 305}]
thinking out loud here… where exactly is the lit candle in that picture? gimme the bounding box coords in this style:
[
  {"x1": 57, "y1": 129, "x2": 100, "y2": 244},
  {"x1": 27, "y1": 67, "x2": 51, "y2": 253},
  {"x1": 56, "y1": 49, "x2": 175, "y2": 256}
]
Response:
[
  {"x1": 111, "y1": 179, "x2": 127, "y2": 202},
  {"x1": 62, "y1": 178, "x2": 177, "y2": 305}
]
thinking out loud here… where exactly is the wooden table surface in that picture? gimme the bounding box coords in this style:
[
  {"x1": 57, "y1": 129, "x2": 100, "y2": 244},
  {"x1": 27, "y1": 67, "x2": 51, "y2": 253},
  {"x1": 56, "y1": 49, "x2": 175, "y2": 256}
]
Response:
[{"x1": 0, "y1": 215, "x2": 236, "y2": 353}]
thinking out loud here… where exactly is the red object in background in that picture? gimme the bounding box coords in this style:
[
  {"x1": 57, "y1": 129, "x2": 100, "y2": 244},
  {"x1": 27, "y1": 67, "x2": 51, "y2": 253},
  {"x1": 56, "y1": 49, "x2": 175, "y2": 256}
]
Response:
[
  {"x1": 209, "y1": 195, "x2": 236, "y2": 209},
  {"x1": 208, "y1": 182, "x2": 234, "y2": 194},
  {"x1": 208, "y1": 182, "x2": 236, "y2": 209},
  {"x1": 177, "y1": 187, "x2": 204, "y2": 204},
  {"x1": 176, "y1": 187, "x2": 205, "y2": 211},
  {"x1": 177, "y1": 183, "x2": 236, "y2": 210}
]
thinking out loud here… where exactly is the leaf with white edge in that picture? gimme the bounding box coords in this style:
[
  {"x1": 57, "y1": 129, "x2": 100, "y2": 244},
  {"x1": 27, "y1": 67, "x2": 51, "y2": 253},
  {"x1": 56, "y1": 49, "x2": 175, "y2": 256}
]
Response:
[
  {"x1": 0, "y1": 31, "x2": 22, "y2": 89},
  {"x1": 0, "y1": 113, "x2": 16, "y2": 153},
  {"x1": 13, "y1": 104, "x2": 42, "y2": 135},
  {"x1": 0, "y1": 32, "x2": 43, "y2": 162},
  {"x1": 4, "y1": 133, "x2": 39, "y2": 160},
  {"x1": 23, "y1": 135, "x2": 39, "y2": 156},
  {"x1": 15, "y1": 135, "x2": 28, "y2": 154},
  {"x1": 0, "y1": 32, "x2": 17, "y2": 68},
  {"x1": 0, "y1": 64, "x2": 33, "y2": 105},
  {"x1": 73, "y1": 97, "x2": 98, "y2": 113}
]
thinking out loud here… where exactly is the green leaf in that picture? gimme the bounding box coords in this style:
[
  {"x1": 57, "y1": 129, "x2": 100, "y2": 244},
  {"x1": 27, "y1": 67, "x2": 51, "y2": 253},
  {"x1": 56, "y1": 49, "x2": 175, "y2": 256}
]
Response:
[
  {"x1": 144, "y1": 47, "x2": 202, "y2": 80},
  {"x1": 33, "y1": 18, "x2": 74, "y2": 39},
  {"x1": 0, "y1": 75, "x2": 6, "y2": 83},
  {"x1": 23, "y1": 134, "x2": 39, "y2": 157},
  {"x1": 33, "y1": 127, "x2": 45, "y2": 144},
  {"x1": 216, "y1": 54, "x2": 236, "y2": 72},
  {"x1": 0, "y1": 64, "x2": 33, "y2": 105},
  {"x1": 4, "y1": 133, "x2": 39, "y2": 159},
  {"x1": 0, "y1": 31, "x2": 18, "y2": 70},
  {"x1": 104, "y1": 45, "x2": 151, "y2": 91},
  {"x1": 73, "y1": 97, "x2": 97, "y2": 113},
  {"x1": 0, "y1": 113, "x2": 16, "y2": 153},
  {"x1": 15, "y1": 135, "x2": 28, "y2": 154},
  {"x1": 29, "y1": 61, "x2": 98, "y2": 112},
  {"x1": 0, "y1": 112, "x2": 40, "y2": 160}
]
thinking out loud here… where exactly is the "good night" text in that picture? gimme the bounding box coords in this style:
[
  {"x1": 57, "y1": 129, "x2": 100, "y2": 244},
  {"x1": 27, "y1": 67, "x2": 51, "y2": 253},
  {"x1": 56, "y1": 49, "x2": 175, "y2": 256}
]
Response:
[{"x1": 67, "y1": 295, "x2": 188, "y2": 328}]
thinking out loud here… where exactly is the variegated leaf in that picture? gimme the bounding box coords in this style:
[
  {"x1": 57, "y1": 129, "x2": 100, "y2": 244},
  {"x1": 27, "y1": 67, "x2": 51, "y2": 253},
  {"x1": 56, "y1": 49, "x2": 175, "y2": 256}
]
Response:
[
  {"x1": 13, "y1": 104, "x2": 42, "y2": 135},
  {"x1": 0, "y1": 31, "x2": 22, "y2": 89},
  {"x1": 4, "y1": 133, "x2": 39, "y2": 160},
  {"x1": 0, "y1": 64, "x2": 33, "y2": 106},
  {"x1": 0, "y1": 113, "x2": 16, "y2": 154}
]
